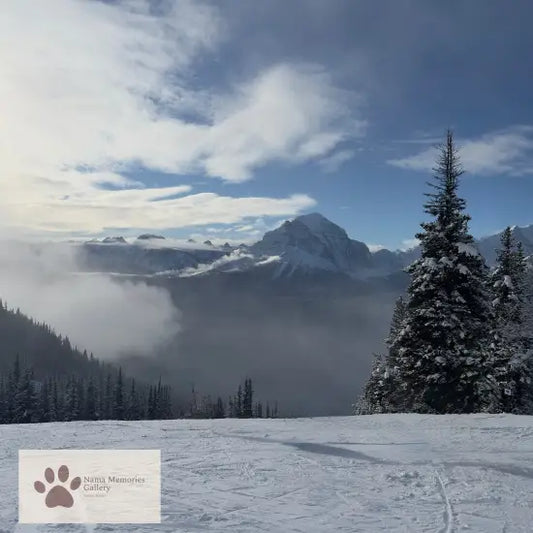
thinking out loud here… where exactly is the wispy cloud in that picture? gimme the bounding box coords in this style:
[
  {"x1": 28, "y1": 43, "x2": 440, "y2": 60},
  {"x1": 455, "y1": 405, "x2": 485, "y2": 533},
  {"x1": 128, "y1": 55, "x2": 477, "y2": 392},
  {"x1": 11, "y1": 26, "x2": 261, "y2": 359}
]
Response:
[
  {"x1": 189, "y1": 216, "x2": 287, "y2": 245},
  {"x1": 319, "y1": 150, "x2": 355, "y2": 173},
  {"x1": 388, "y1": 126, "x2": 533, "y2": 176},
  {"x1": 0, "y1": 1, "x2": 363, "y2": 235},
  {"x1": 400, "y1": 238, "x2": 420, "y2": 251},
  {"x1": 367, "y1": 244, "x2": 385, "y2": 252}
]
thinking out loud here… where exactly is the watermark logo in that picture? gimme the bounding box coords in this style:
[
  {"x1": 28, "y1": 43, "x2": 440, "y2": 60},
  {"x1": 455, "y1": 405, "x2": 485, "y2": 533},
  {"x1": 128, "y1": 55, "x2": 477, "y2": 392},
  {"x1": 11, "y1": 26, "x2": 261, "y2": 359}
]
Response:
[
  {"x1": 34, "y1": 465, "x2": 81, "y2": 508},
  {"x1": 19, "y1": 450, "x2": 161, "y2": 524}
]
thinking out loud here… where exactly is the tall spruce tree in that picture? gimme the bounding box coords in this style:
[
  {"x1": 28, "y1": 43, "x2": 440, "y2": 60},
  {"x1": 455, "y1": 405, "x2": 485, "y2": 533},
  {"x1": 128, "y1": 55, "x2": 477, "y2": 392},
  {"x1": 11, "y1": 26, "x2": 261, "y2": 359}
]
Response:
[
  {"x1": 0, "y1": 377, "x2": 7, "y2": 423},
  {"x1": 126, "y1": 379, "x2": 141, "y2": 420},
  {"x1": 236, "y1": 384, "x2": 243, "y2": 418},
  {"x1": 114, "y1": 368, "x2": 124, "y2": 420},
  {"x1": 489, "y1": 228, "x2": 531, "y2": 412},
  {"x1": 391, "y1": 131, "x2": 493, "y2": 413},
  {"x1": 243, "y1": 378, "x2": 253, "y2": 418},
  {"x1": 85, "y1": 377, "x2": 98, "y2": 420},
  {"x1": 358, "y1": 297, "x2": 408, "y2": 413},
  {"x1": 356, "y1": 353, "x2": 389, "y2": 414}
]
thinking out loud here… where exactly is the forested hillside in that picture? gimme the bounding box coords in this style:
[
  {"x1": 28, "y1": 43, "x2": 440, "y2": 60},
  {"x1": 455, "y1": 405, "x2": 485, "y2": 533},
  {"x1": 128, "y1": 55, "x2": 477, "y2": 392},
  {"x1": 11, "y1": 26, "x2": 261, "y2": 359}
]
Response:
[
  {"x1": 0, "y1": 300, "x2": 174, "y2": 423},
  {"x1": 0, "y1": 299, "x2": 102, "y2": 377}
]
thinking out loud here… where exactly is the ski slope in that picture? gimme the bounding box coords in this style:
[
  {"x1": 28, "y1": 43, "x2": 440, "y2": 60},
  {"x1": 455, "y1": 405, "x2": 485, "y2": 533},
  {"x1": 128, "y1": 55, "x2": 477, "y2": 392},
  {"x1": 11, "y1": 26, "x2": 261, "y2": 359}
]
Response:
[{"x1": 2, "y1": 414, "x2": 533, "y2": 532}]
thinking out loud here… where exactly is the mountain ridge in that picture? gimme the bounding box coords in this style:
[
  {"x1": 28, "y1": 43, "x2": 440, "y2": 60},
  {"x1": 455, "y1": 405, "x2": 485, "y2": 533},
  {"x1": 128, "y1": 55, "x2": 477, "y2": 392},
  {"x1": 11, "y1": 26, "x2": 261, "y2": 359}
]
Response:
[{"x1": 70, "y1": 214, "x2": 533, "y2": 280}]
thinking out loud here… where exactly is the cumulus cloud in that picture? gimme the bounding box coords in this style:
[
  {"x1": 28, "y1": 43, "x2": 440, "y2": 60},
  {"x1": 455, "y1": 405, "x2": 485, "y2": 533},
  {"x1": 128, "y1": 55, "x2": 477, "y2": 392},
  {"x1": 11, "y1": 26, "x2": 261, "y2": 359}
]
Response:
[
  {"x1": 388, "y1": 126, "x2": 533, "y2": 176},
  {"x1": 0, "y1": 0, "x2": 361, "y2": 235},
  {"x1": 0, "y1": 240, "x2": 181, "y2": 359}
]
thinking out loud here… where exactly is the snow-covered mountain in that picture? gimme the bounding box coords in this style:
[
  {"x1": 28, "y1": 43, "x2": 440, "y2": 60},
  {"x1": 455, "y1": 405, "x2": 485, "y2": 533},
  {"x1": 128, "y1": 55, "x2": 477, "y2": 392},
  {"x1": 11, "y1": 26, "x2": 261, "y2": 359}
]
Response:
[
  {"x1": 182, "y1": 213, "x2": 416, "y2": 280},
  {"x1": 67, "y1": 216, "x2": 392, "y2": 279},
  {"x1": 250, "y1": 213, "x2": 374, "y2": 278},
  {"x1": 79, "y1": 235, "x2": 230, "y2": 275},
  {"x1": 477, "y1": 224, "x2": 533, "y2": 265},
  {"x1": 74, "y1": 214, "x2": 414, "y2": 280},
  {"x1": 76, "y1": 213, "x2": 409, "y2": 279},
  {"x1": 71, "y1": 216, "x2": 533, "y2": 280}
]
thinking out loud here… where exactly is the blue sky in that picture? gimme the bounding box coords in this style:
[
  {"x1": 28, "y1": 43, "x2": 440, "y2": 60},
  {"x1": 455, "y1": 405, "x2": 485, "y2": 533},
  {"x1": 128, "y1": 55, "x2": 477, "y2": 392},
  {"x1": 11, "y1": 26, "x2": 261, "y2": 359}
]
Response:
[{"x1": 1, "y1": 0, "x2": 533, "y2": 249}]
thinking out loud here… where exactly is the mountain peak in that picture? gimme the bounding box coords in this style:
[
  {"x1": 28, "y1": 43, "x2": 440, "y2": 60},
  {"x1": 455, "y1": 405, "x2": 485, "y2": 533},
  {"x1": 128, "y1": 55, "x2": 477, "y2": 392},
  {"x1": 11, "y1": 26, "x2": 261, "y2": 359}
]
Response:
[
  {"x1": 102, "y1": 236, "x2": 127, "y2": 244},
  {"x1": 252, "y1": 212, "x2": 372, "y2": 277},
  {"x1": 137, "y1": 233, "x2": 165, "y2": 240},
  {"x1": 294, "y1": 213, "x2": 346, "y2": 236}
]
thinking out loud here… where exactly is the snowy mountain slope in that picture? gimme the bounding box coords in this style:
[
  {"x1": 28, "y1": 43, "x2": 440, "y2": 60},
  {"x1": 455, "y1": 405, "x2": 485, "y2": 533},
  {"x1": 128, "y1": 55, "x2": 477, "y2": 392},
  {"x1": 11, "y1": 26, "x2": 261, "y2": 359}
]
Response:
[
  {"x1": 477, "y1": 224, "x2": 533, "y2": 265},
  {"x1": 3, "y1": 414, "x2": 533, "y2": 532},
  {"x1": 251, "y1": 213, "x2": 374, "y2": 278},
  {"x1": 78, "y1": 238, "x2": 229, "y2": 275}
]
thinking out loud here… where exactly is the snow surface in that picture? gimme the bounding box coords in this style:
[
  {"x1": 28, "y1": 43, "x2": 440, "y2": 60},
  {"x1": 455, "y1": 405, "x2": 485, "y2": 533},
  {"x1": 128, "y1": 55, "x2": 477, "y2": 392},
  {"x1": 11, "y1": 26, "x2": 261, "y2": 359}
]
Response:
[{"x1": 3, "y1": 414, "x2": 533, "y2": 532}]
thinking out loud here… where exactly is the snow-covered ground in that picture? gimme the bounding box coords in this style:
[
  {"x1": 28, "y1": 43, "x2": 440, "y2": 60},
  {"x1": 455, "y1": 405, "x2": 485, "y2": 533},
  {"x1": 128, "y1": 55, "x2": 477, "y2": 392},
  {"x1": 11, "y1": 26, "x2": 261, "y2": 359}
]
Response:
[{"x1": 2, "y1": 414, "x2": 533, "y2": 532}]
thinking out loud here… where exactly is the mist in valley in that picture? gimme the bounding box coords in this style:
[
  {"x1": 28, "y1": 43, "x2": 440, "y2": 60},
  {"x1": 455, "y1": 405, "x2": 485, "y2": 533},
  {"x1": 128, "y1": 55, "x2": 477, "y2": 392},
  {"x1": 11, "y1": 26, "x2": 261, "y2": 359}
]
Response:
[
  {"x1": 0, "y1": 238, "x2": 403, "y2": 416},
  {"x1": 120, "y1": 275, "x2": 402, "y2": 416}
]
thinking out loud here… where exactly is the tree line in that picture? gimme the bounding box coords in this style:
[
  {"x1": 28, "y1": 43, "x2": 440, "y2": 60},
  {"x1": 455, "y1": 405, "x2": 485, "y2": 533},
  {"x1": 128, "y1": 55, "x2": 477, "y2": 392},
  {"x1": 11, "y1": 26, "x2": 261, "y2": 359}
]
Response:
[
  {"x1": 187, "y1": 378, "x2": 280, "y2": 419},
  {"x1": 358, "y1": 131, "x2": 533, "y2": 415},
  {"x1": 0, "y1": 301, "x2": 279, "y2": 423},
  {"x1": 0, "y1": 355, "x2": 173, "y2": 424}
]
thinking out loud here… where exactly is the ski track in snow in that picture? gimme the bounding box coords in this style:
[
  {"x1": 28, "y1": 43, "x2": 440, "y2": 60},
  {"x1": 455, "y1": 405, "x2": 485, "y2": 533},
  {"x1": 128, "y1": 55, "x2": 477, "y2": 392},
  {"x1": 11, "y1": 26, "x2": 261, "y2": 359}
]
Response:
[
  {"x1": 1, "y1": 414, "x2": 533, "y2": 532},
  {"x1": 435, "y1": 471, "x2": 453, "y2": 533}
]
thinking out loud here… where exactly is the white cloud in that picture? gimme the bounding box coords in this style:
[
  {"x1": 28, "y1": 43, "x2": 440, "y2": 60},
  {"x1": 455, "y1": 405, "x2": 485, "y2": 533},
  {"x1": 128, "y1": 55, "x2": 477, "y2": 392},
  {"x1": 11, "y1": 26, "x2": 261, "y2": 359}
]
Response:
[
  {"x1": 189, "y1": 216, "x2": 287, "y2": 245},
  {"x1": 7, "y1": 189, "x2": 316, "y2": 235},
  {"x1": 400, "y1": 238, "x2": 420, "y2": 251},
  {"x1": 388, "y1": 126, "x2": 533, "y2": 176},
  {"x1": 202, "y1": 64, "x2": 364, "y2": 181},
  {"x1": 0, "y1": 1, "x2": 362, "y2": 235},
  {"x1": 367, "y1": 244, "x2": 386, "y2": 252},
  {"x1": 319, "y1": 150, "x2": 355, "y2": 173}
]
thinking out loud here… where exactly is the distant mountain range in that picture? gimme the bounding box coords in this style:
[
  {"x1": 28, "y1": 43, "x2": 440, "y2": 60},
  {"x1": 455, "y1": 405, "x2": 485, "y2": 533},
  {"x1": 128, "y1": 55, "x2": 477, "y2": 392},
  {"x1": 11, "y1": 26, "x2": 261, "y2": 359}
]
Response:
[
  {"x1": 74, "y1": 213, "x2": 531, "y2": 281},
  {"x1": 5, "y1": 214, "x2": 531, "y2": 416}
]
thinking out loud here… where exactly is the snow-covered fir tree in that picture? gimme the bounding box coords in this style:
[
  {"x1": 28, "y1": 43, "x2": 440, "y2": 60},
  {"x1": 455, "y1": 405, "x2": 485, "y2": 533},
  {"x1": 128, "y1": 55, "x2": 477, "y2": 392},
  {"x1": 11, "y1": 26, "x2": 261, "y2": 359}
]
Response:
[
  {"x1": 389, "y1": 130, "x2": 494, "y2": 413},
  {"x1": 488, "y1": 227, "x2": 532, "y2": 412},
  {"x1": 356, "y1": 297, "x2": 407, "y2": 414},
  {"x1": 355, "y1": 353, "x2": 388, "y2": 414}
]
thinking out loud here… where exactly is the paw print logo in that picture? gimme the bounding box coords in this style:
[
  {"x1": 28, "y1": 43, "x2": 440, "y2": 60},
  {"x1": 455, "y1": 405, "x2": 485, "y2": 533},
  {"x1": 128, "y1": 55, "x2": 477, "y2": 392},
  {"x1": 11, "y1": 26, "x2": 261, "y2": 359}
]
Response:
[{"x1": 34, "y1": 465, "x2": 81, "y2": 508}]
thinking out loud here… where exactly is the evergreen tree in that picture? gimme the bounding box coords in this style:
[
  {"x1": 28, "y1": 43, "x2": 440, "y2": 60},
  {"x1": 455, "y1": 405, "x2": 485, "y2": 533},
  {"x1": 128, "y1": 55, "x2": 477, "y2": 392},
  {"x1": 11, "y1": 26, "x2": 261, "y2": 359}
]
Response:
[
  {"x1": 14, "y1": 369, "x2": 37, "y2": 423},
  {"x1": 85, "y1": 377, "x2": 98, "y2": 420},
  {"x1": 7, "y1": 355, "x2": 21, "y2": 422},
  {"x1": 357, "y1": 297, "x2": 408, "y2": 414},
  {"x1": 356, "y1": 353, "x2": 389, "y2": 414},
  {"x1": 214, "y1": 397, "x2": 225, "y2": 418},
  {"x1": 38, "y1": 379, "x2": 50, "y2": 423},
  {"x1": 0, "y1": 376, "x2": 7, "y2": 423},
  {"x1": 104, "y1": 373, "x2": 113, "y2": 419},
  {"x1": 114, "y1": 368, "x2": 124, "y2": 420},
  {"x1": 236, "y1": 384, "x2": 243, "y2": 418},
  {"x1": 126, "y1": 379, "x2": 141, "y2": 420},
  {"x1": 489, "y1": 228, "x2": 531, "y2": 412},
  {"x1": 48, "y1": 378, "x2": 59, "y2": 422},
  {"x1": 158, "y1": 384, "x2": 173, "y2": 419},
  {"x1": 390, "y1": 131, "x2": 493, "y2": 413},
  {"x1": 64, "y1": 376, "x2": 79, "y2": 421},
  {"x1": 243, "y1": 378, "x2": 253, "y2": 418},
  {"x1": 76, "y1": 378, "x2": 85, "y2": 421}
]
